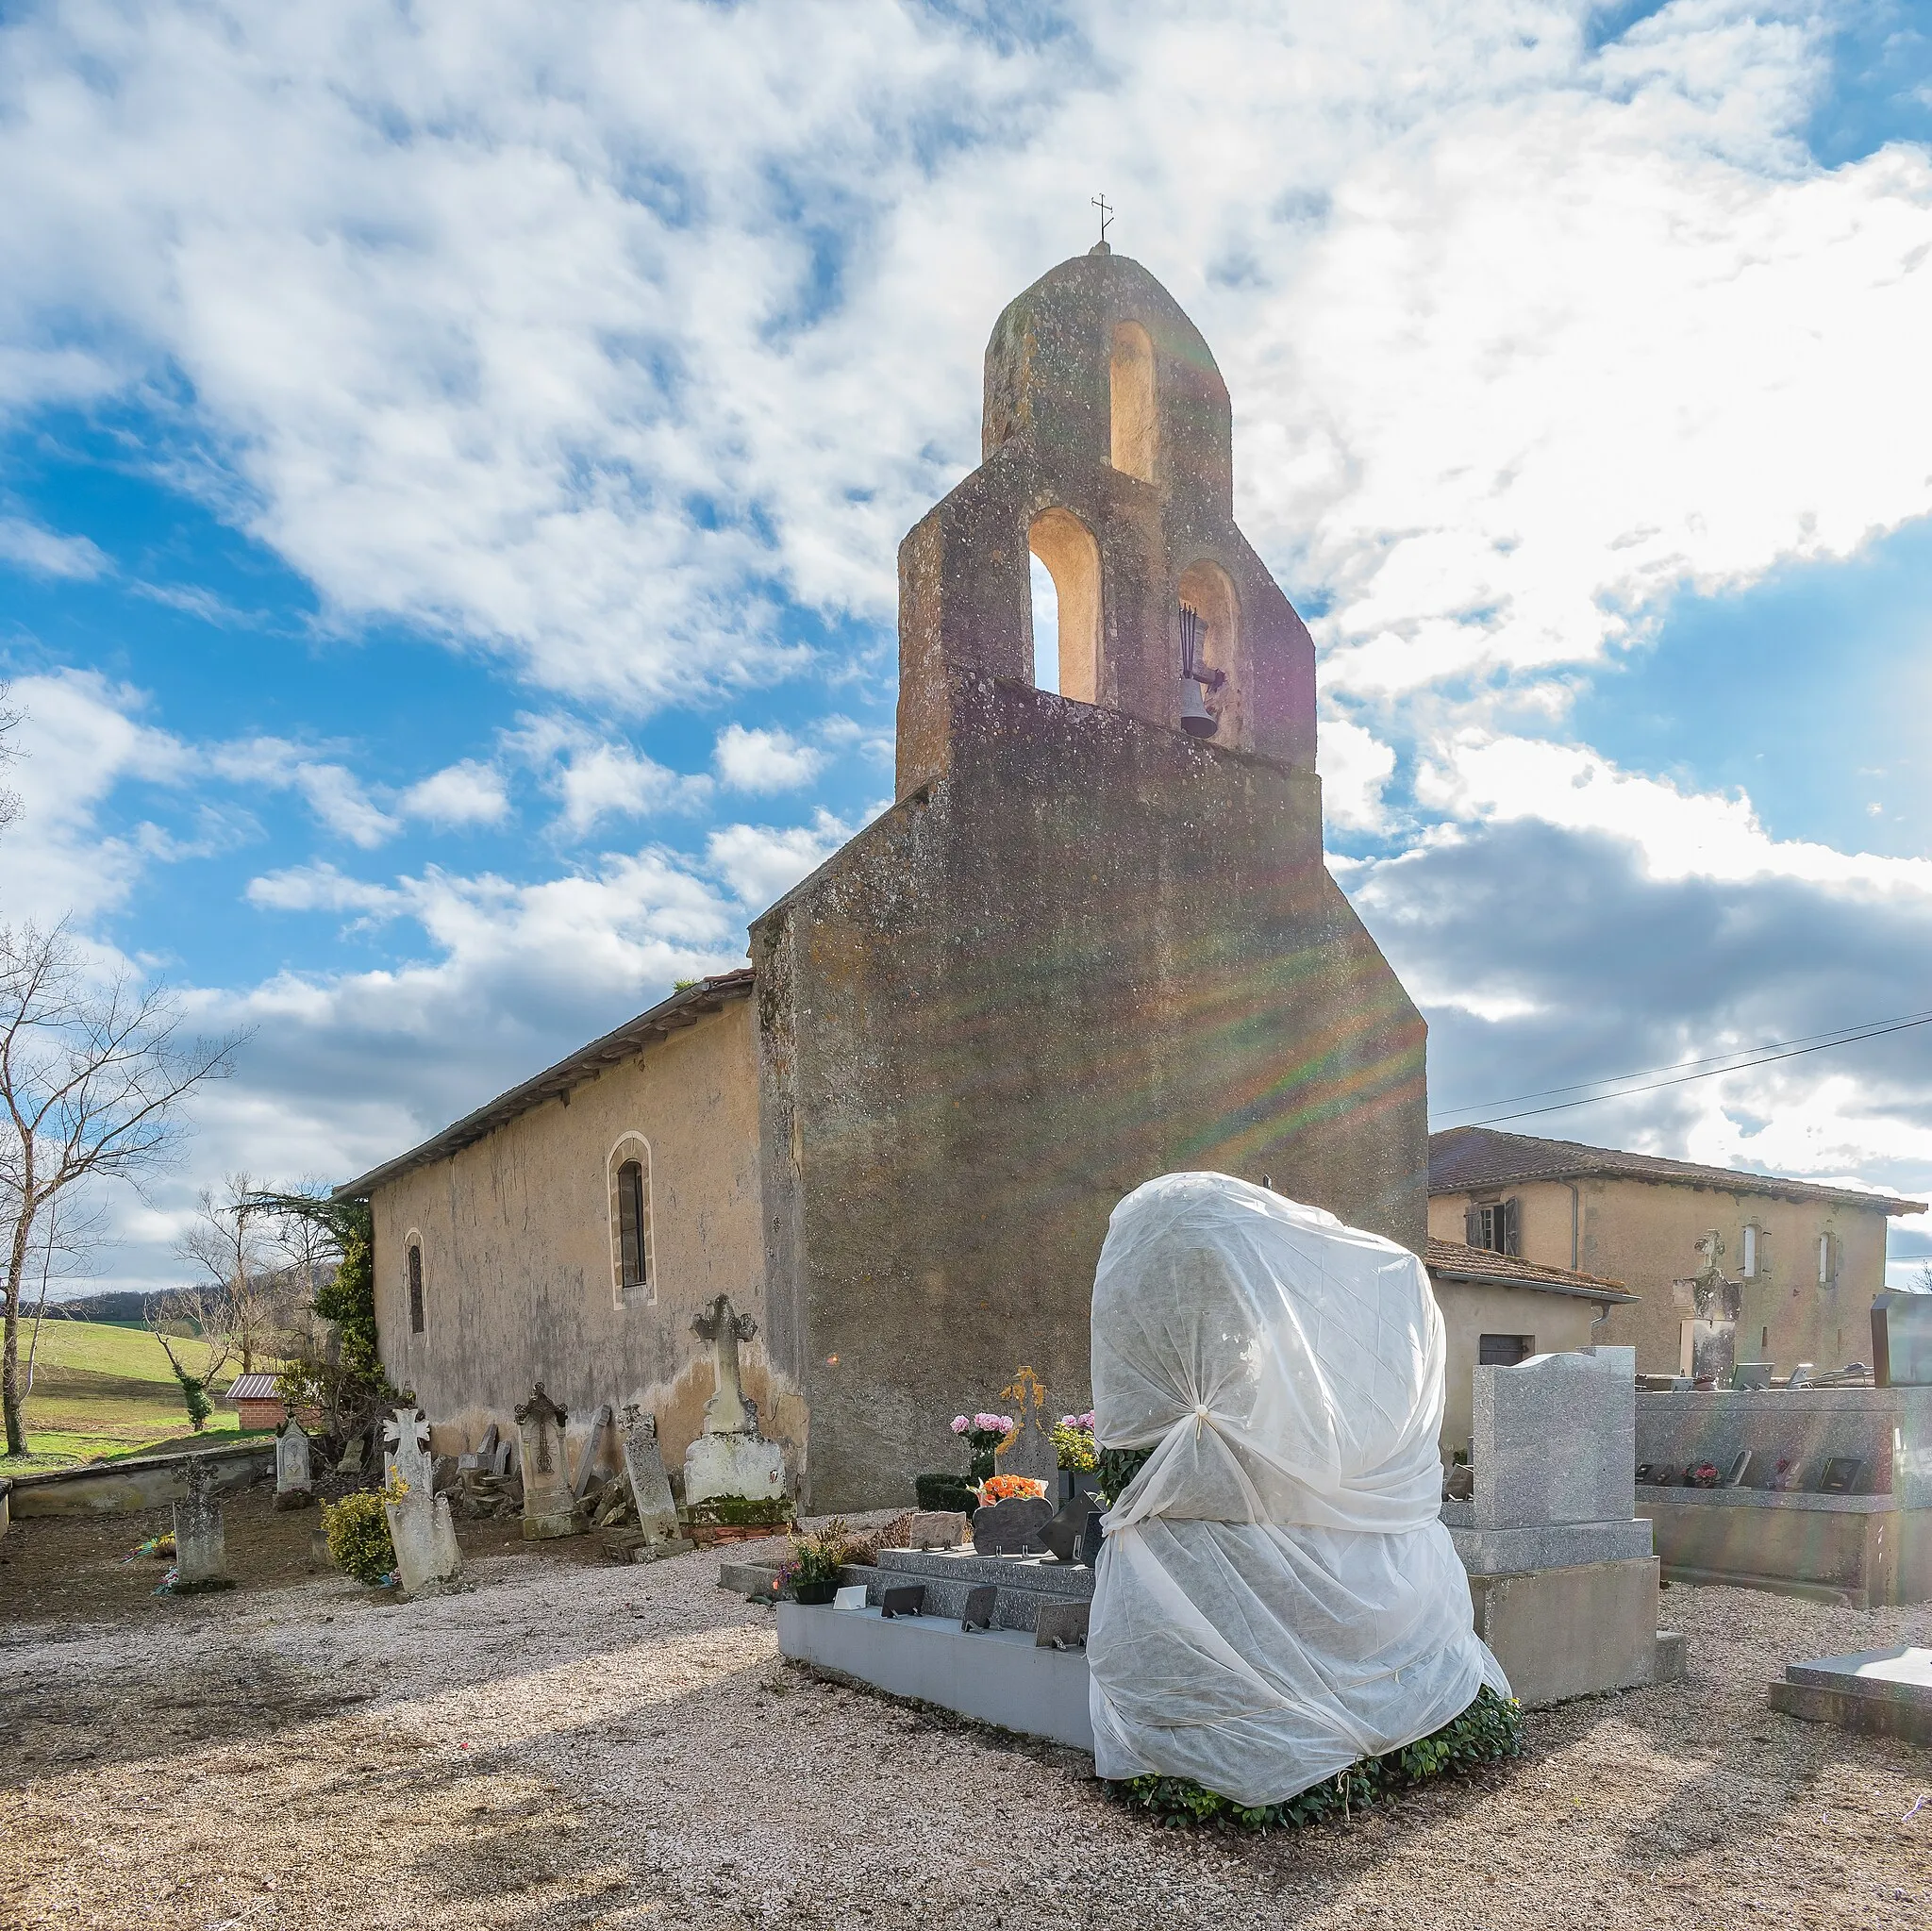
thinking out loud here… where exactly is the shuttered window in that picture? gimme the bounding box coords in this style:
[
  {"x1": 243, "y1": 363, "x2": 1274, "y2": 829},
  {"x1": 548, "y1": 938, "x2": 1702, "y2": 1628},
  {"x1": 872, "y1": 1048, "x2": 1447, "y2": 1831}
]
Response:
[
  {"x1": 408, "y1": 1244, "x2": 425, "y2": 1335},
  {"x1": 1465, "y1": 1198, "x2": 1521, "y2": 1257}
]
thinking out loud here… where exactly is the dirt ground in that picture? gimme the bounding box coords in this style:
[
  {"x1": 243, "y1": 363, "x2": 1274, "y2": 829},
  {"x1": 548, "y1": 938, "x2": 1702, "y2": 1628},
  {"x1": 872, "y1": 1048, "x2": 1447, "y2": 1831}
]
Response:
[{"x1": 0, "y1": 1484, "x2": 1927, "y2": 1931}]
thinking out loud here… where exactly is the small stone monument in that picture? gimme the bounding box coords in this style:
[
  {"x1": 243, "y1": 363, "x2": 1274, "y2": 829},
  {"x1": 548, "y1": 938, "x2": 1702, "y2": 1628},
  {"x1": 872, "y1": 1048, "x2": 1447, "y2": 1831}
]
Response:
[
  {"x1": 172, "y1": 1455, "x2": 231, "y2": 1591},
  {"x1": 516, "y1": 1383, "x2": 579, "y2": 1539},
  {"x1": 573, "y1": 1403, "x2": 616, "y2": 1505},
  {"x1": 274, "y1": 1417, "x2": 314, "y2": 1510},
  {"x1": 683, "y1": 1295, "x2": 786, "y2": 1507},
  {"x1": 620, "y1": 1404, "x2": 691, "y2": 1553},
  {"x1": 382, "y1": 1406, "x2": 461, "y2": 1594}
]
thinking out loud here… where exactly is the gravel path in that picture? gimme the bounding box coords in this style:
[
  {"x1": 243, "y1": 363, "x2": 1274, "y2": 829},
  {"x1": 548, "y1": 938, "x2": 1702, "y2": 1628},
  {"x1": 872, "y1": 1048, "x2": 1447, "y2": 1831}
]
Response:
[{"x1": 1, "y1": 1492, "x2": 1927, "y2": 1929}]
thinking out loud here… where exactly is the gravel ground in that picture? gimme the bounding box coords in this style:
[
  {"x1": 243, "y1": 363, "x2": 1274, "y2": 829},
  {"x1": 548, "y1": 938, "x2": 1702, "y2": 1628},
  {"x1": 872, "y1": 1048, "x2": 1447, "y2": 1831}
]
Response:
[{"x1": 1, "y1": 1489, "x2": 1927, "y2": 1930}]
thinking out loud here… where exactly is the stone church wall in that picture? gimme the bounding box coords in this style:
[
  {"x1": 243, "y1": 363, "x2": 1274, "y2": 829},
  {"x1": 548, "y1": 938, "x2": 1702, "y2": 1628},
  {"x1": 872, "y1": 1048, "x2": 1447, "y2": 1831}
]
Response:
[{"x1": 369, "y1": 996, "x2": 795, "y2": 1478}]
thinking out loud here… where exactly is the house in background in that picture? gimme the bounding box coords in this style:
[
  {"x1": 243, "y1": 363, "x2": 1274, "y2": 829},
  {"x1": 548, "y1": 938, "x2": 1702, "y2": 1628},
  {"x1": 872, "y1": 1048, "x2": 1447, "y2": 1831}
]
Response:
[
  {"x1": 1424, "y1": 1237, "x2": 1637, "y2": 1457},
  {"x1": 1429, "y1": 1127, "x2": 1926, "y2": 1379}
]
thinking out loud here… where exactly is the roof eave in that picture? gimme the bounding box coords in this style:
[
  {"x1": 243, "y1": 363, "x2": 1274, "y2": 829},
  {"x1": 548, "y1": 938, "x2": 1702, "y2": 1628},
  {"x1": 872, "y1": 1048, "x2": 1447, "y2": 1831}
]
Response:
[
  {"x1": 1430, "y1": 1163, "x2": 1924, "y2": 1217},
  {"x1": 1426, "y1": 1265, "x2": 1640, "y2": 1304},
  {"x1": 333, "y1": 969, "x2": 755, "y2": 1200}
]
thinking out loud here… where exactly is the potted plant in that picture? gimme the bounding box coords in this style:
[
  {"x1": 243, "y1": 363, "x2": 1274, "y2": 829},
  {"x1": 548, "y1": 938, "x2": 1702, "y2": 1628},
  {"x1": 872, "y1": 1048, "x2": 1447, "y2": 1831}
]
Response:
[
  {"x1": 782, "y1": 1519, "x2": 853, "y2": 1605},
  {"x1": 1051, "y1": 1411, "x2": 1099, "y2": 1504}
]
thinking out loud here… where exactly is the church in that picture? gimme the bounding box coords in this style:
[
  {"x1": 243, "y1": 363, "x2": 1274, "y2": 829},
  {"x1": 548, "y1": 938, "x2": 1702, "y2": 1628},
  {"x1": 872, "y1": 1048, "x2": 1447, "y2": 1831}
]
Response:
[{"x1": 339, "y1": 244, "x2": 1427, "y2": 1512}]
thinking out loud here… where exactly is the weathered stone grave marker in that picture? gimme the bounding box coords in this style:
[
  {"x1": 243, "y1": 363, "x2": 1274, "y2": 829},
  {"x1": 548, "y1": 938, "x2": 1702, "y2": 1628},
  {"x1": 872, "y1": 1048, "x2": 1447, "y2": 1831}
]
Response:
[
  {"x1": 620, "y1": 1404, "x2": 691, "y2": 1556},
  {"x1": 383, "y1": 1405, "x2": 461, "y2": 1594},
  {"x1": 516, "y1": 1384, "x2": 578, "y2": 1540},
  {"x1": 684, "y1": 1295, "x2": 785, "y2": 1508},
  {"x1": 172, "y1": 1455, "x2": 231, "y2": 1591},
  {"x1": 274, "y1": 1418, "x2": 313, "y2": 1510}
]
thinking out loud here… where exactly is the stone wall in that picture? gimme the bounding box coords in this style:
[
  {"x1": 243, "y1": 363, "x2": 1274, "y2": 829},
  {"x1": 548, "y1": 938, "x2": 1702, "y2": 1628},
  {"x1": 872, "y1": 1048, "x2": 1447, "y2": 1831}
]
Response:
[
  {"x1": 370, "y1": 996, "x2": 793, "y2": 1478},
  {"x1": 754, "y1": 668, "x2": 1426, "y2": 1511}
]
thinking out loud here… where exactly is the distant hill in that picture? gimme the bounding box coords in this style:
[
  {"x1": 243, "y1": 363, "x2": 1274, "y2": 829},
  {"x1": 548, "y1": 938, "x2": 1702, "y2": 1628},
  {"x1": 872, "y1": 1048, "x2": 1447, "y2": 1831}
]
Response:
[{"x1": 48, "y1": 1290, "x2": 175, "y2": 1328}]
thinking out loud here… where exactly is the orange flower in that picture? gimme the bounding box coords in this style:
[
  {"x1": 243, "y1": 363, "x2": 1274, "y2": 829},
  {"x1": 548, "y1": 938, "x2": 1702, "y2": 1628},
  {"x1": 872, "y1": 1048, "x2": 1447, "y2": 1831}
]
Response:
[{"x1": 974, "y1": 1474, "x2": 1048, "y2": 1505}]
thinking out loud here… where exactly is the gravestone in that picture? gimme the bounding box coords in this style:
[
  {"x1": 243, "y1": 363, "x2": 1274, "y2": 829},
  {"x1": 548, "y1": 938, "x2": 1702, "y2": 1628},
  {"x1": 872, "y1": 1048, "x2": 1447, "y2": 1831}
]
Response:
[
  {"x1": 274, "y1": 1418, "x2": 314, "y2": 1511},
  {"x1": 1874, "y1": 1291, "x2": 1932, "y2": 1388},
  {"x1": 620, "y1": 1404, "x2": 691, "y2": 1553},
  {"x1": 899, "y1": 1510, "x2": 968, "y2": 1551},
  {"x1": 573, "y1": 1404, "x2": 616, "y2": 1504},
  {"x1": 383, "y1": 1405, "x2": 461, "y2": 1594},
  {"x1": 172, "y1": 1456, "x2": 230, "y2": 1590},
  {"x1": 971, "y1": 1495, "x2": 1053, "y2": 1556},
  {"x1": 683, "y1": 1295, "x2": 786, "y2": 1507},
  {"x1": 1471, "y1": 1347, "x2": 1636, "y2": 1531},
  {"x1": 516, "y1": 1384, "x2": 578, "y2": 1540}
]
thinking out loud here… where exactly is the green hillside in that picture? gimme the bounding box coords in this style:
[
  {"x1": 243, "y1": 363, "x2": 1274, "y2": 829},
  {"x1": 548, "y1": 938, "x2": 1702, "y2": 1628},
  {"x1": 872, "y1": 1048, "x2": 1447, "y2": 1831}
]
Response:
[{"x1": 1, "y1": 1318, "x2": 275, "y2": 1472}]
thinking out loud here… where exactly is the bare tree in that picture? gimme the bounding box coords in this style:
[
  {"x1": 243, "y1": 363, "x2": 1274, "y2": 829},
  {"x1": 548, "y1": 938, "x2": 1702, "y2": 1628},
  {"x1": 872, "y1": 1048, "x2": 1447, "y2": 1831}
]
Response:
[
  {"x1": 0, "y1": 681, "x2": 21, "y2": 839},
  {"x1": 0, "y1": 922, "x2": 242, "y2": 1457},
  {"x1": 145, "y1": 1284, "x2": 239, "y2": 1433},
  {"x1": 175, "y1": 1173, "x2": 285, "y2": 1374}
]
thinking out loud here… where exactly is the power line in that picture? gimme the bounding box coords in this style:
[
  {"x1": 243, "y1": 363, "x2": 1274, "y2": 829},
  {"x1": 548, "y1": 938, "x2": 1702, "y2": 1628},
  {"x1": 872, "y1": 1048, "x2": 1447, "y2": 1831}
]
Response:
[
  {"x1": 1441, "y1": 1012, "x2": 1932, "y2": 1130},
  {"x1": 1436, "y1": 1008, "x2": 1932, "y2": 1121}
]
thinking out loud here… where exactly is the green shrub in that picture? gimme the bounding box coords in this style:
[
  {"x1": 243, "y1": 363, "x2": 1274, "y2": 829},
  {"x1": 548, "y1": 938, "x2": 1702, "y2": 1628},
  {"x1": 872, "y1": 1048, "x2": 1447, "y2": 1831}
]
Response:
[
  {"x1": 1094, "y1": 1444, "x2": 1155, "y2": 1509},
  {"x1": 322, "y1": 1490, "x2": 396, "y2": 1586},
  {"x1": 914, "y1": 1473, "x2": 978, "y2": 1515},
  {"x1": 1107, "y1": 1687, "x2": 1524, "y2": 1832}
]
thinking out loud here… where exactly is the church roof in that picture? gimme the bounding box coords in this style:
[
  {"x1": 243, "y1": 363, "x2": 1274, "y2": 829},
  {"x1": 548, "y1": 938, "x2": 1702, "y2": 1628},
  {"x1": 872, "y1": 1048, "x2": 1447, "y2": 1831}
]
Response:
[
  {"x1": 335, "y1": 968, "x2": 756, "y2": 1199},
  {"x1": 1429, "y1": 1125, "x2": 1924, "y2": 1216}
]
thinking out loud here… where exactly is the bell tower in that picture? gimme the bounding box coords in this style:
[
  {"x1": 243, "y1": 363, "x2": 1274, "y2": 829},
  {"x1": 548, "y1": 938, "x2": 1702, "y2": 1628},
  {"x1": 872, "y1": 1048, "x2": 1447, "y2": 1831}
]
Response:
[
  {"x1": 753, "y1": 250, "x2": 1425, "y2": 1512},
  {"x1": 895, "y1": 244, "x2": 1317, "y2": 797}
]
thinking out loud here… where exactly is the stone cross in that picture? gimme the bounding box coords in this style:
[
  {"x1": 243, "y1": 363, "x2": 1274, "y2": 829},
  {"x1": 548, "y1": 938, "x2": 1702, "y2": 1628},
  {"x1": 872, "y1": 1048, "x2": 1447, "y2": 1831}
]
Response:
[
  {"x1": 383, "y1": 1411, "x2": 461, "y2": 1596},
  {"x1": 620, "y1": 1404, "x2": 684, "y2": 1546},
  {"x1": 515, "y1": 1382, "x2": 578, "y2": 1540},
  {"x1": 274, "y1": 1418, "x2": 313, "y2": 1511},
  {"x1": 692, "y1": 1294, "x2": 759, "y2": 1436},
  {"x1": 172, "y1": 1455, "x2": 229, "y2": 1589}
]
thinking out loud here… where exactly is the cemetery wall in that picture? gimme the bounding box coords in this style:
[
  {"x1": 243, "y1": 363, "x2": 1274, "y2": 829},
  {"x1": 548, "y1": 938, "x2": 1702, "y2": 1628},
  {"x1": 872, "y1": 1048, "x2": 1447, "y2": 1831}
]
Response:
[
  {"x1": 369, "y1": 998, "x2": 798, "y2": 1478},
  {"x1": 754, "y1": 668, "x2": 1427, "y2": 1511}
]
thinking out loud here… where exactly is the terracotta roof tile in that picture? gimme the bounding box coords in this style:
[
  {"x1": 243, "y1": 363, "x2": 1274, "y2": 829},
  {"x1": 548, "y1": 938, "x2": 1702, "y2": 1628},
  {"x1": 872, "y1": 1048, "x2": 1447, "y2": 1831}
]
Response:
[
  {"x1": 1424, "y1": 1236, "x2": 1636, "y2": 1302},
  {"x1": 1428, "y1": 1125, "x2": 1924, "y2": 1216}
]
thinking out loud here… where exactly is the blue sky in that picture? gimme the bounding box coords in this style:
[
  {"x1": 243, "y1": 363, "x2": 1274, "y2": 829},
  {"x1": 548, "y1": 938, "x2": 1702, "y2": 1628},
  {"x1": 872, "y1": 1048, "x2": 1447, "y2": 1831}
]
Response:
[{"x1": 4, "y1": 0, "x2": 1932, "y2": 1291}]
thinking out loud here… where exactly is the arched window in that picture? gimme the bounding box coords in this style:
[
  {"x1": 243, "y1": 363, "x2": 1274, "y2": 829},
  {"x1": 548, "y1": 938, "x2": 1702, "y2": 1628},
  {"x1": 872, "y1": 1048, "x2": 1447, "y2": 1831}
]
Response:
[
  {"x1": 1177, "y1": 558, "x2": 1241, "y2": 742},
  {"x1": 1026, "y1": 508, "x2": 1102, "y2": 705},
  {"x1": 1109, "y1": 322, "x2": 1157, "y2": 484},
  {"x1": 608, "y1": 1137, "x2": 654, "y2": 1309},
  {"x1": 407, "y1": 1240, "x2": 425, "y2": 1335}
]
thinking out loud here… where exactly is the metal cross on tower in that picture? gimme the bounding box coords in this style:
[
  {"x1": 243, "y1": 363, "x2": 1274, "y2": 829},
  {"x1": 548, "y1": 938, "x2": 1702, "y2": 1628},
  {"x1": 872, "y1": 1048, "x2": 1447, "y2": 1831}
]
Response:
[{"x1": 1091, "y1": 193, "x2": 1113, "y2": 245}]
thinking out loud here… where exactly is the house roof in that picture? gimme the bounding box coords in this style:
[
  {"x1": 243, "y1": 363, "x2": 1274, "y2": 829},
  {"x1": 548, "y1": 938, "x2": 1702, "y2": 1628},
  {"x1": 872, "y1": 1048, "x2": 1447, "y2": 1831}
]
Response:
[
  {"x1": 335, "y1": 969, "x2": 757, "y2": 1200},
  {"x1": 1424, "y1": 1237, "x2": 1638, "y2": 1304},
  {"x1": 1429, "y1": 1125, "x2": 1926, "y2": 1217},
  {"x1": 225, "y1": 1373, "x2": 283, "y2": 1402}
]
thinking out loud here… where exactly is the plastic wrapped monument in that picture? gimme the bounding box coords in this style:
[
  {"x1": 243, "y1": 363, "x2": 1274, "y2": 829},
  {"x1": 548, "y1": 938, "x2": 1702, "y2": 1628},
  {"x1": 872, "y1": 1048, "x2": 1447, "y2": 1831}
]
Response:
[{"x1": 1088, "y1": 1173, "x2": 1508, "y2": 1806}]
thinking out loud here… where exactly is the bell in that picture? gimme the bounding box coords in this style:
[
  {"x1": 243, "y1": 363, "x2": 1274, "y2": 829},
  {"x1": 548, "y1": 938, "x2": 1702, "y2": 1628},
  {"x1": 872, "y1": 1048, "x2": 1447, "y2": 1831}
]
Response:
[{"x1": 1179, "y1": 674, "x2": 1218, "y2": 737}]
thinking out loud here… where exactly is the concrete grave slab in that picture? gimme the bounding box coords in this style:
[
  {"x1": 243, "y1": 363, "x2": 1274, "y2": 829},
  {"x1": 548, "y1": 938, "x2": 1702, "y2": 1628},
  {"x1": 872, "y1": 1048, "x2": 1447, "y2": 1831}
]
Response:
[{"x1": 1767, "y1": 1646, "x2": 1932, "y2": 1743}]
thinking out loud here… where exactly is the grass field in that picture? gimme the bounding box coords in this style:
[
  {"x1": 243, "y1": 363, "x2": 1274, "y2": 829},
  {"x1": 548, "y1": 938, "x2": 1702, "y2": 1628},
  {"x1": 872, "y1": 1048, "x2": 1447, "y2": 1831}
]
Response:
[{"x1": 1, "y1": 1318, "x2": 275, "y2": 1472}]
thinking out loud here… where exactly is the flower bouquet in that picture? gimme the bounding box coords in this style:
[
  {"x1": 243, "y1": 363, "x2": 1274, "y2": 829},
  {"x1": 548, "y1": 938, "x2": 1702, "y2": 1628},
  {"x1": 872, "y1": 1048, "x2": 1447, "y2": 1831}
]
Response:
[
  {"x1": 971, "y1": 1473, "x2": 1048, "y2": 1509},
  {"x1": 1050, "y1": 1411, "x2": 1098, "y2": 1473},
  {"x1": 951, "y1": 1410, "x2": 1015, "y2": 1483}
]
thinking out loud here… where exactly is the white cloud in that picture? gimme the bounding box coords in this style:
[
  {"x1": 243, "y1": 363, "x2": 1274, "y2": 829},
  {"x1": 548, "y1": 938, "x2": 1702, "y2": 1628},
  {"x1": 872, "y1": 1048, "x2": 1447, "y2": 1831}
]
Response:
[
  {"x1": 245, "y1": 862, "x2": 404, "y2": 916},
  {"x1": 401, "y1": 758, "x2": 510, "y2": 828},
  {"x1": 1416, "y1": 733, "x2": 1932, "y2": 895},
  {"x1": 714, "y1": 722, "x2": 824, "y2": 792},
  {"x1": 706, "y1": 810, "x2": 851, "y2": 909},
  {"x1": 0, "y1": 513, "x2": 108, "y2": 579},
  {"x1": 209, "y1": 738, "x2": 399, "y2": 848},
  {"x1": 1317, "y1": 714, "x2": 1396, "y2": 835},
  {"x1": 5, "y1": 3, "x2": 1921, "y2": 719}
]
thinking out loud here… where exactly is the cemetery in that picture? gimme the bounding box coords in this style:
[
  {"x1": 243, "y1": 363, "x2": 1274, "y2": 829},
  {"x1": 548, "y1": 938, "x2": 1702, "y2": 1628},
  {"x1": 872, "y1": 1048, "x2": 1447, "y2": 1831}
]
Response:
[{"x1": 3, "y1": 251, "x2": 1929, "y2": 1931}]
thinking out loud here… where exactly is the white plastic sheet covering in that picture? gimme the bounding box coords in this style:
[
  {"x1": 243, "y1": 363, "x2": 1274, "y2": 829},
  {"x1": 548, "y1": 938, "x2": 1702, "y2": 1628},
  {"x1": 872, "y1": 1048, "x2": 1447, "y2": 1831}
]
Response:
[{"x1": 1088, "y1": 1173, "x2": 1507, "y2": 1806}]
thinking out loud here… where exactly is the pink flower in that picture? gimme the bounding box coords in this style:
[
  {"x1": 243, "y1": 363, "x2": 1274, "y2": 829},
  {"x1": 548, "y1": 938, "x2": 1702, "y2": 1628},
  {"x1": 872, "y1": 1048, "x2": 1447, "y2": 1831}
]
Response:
[{"x1": 951, "y1": 1416, "x2": 969, "y2": 1434}]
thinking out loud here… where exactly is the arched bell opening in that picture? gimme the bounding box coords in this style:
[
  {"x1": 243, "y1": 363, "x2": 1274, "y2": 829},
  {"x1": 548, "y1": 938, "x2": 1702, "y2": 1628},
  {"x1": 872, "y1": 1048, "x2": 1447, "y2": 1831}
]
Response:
[
  {"x1": 1027, "y1": 508, "x2": 1101, "y2": 704},
  {"x1": 1109, "y1": 322, "x2": 1158, "y2": 485},
  {"x1": 1176, "y1": 559, "x2": 1241, "y2": 743}
]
